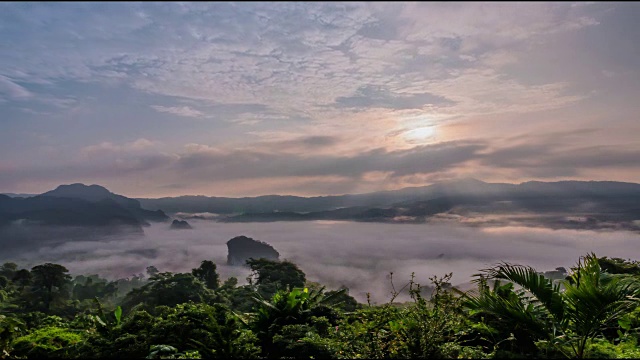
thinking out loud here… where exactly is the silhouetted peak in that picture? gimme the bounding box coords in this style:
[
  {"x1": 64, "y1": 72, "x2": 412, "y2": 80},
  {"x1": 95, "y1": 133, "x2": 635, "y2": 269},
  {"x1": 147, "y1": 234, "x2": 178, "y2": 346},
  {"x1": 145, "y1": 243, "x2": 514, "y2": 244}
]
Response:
[
  {"x1": 429, "y1": 178, "x2": 489, "y2": 192},
  {"x1": 227, "y1": 235, "x2": 280, "y2": 266},
  {"x1": 42, "y1": 183, "x2": 113, "y2": 200},
  {"x1": 170, "y1": 219, "x2": 192, "y2": 229},
  {"x1": 441, "y1": 178, "x2": 486, "y2": 186}
]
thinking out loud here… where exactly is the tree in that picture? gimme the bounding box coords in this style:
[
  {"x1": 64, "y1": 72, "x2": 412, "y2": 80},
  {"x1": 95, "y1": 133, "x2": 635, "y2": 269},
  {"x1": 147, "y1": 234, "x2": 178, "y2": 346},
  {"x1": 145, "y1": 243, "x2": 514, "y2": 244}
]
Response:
[
  {"x1": 250, "y1": 286, "x2": 345, "y2": 358},
  {"x1": 12, "y1": 269, "x2": 32, "y2": 288},
  {"x1": 0, "y1": 262, "x2": 18, "y2": 280},
  {"x1": 597, "y1": 257, "x2": 640, "y2": 275},
  {"x1": 146, "y1": 266, "x2": 160, "y2": 278},
  {"x1": 192, "y1": 260, "x2": 220, "y2": 290},
  {"x1": 463, "y1": 253, "x2": 640, "y2": 358},
  {"x1": 121, "y1": 272, "x2": 215, "y2": 314},
  {"x1": 246, "y1": 259, "x2": 306, "y2": 299},
  {"x1": 72, "y1": 274, "x2": 116, "y2": 302},
  {"x1": 30, "y1": 263, "x2": 72, "y2": 313},
  {"x1": 154, "y1": 303, "x2": 260, "y2": 359}
]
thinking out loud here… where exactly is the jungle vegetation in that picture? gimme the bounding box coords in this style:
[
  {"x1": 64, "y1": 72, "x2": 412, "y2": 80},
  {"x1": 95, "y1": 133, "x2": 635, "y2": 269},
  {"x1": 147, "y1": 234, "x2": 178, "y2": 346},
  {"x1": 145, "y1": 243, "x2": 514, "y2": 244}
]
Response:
[{"x1": 1, "y1": 254, "x2": 640, "y2": 359}]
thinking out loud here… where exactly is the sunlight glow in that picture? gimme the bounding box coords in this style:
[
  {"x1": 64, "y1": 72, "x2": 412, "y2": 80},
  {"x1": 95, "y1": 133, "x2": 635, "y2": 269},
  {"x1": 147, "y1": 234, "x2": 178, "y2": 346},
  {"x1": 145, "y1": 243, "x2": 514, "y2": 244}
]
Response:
[{"x1": 403, "y1": 126, "x2": 437, "y2": 143}]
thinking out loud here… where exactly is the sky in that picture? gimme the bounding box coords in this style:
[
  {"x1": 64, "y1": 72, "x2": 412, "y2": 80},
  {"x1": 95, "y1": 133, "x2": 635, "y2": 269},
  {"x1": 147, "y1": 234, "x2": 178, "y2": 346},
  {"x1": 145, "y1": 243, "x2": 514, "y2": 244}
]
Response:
[{"x1": 1, "y1": 2, "x2": 639, "y2": 198}]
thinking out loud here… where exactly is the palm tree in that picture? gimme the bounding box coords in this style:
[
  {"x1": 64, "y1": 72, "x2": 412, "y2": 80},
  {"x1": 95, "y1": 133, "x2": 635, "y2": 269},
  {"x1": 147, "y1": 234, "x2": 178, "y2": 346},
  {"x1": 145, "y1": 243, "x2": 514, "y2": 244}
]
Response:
[{"x1": 463, "y1": 253, "x2": 640, "y2": 358}]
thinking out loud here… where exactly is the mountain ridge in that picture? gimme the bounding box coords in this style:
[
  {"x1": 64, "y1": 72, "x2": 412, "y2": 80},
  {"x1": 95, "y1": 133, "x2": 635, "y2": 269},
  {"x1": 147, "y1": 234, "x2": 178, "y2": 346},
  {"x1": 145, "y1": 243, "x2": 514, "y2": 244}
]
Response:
[
  {"x1": 40, "y1": 183, "x2": 168, "y2": 222},
  {"x1": 136, "y1": 179, "x2": 640, "y2": 215}
]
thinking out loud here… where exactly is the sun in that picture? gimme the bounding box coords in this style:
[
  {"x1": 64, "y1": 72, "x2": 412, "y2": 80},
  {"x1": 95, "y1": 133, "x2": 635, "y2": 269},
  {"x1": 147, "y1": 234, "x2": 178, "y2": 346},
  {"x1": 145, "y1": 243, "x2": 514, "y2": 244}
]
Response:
[{"x1": 403, "y1": 126, "x2": 437, "y2": 143}]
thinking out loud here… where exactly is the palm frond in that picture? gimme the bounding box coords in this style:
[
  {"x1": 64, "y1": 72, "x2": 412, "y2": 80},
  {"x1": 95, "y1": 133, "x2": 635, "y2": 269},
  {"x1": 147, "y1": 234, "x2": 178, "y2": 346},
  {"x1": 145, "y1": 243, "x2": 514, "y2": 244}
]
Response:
[{"x1": 481, "y1": 262, "x2": 565, "y2": 323}]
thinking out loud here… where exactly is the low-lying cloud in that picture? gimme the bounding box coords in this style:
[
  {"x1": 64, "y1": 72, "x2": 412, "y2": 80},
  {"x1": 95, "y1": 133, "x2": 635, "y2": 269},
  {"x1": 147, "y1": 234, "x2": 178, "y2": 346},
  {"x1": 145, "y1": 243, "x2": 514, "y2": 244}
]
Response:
[{"x1": 2, "y1": 220, "x2": 639, "y2": 304}]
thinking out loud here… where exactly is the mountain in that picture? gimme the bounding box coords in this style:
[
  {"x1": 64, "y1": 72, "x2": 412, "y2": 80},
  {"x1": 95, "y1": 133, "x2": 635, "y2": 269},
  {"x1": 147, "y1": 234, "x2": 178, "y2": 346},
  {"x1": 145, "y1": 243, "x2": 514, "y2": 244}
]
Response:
[
  {"x1": 182, "y1": 179, "x2": 640, "y2": 231},
  {"x1": 226, "y1": 235, "x2": 280, "y2": 266},
  {"x1": 138, "y1": 178, "x2": 640, "y2": 215},
  {"x1": 0, "y1": 194, "x2": 150, "y2": 256},
  {"x1": 42, "y1": 183, "x2": 168, "y2": 223},
  {"x1": 0, "y1": 183, "x2": 174, "y2": 247},
  {"x1": 0, "y1": 195, "x2": 144, "y2": 229},
  {"x1": 170, "y1": 219, "x2": 192, "y2": 229},
  {"x1": 136, "y1": 178, "x2": 507, "y2": 214},
  {"x1": 5, "y1": 179, "x2": 640, "y2": 232},
  {"x1": 0, "y1": 183, "x2": 176, "y2": 252}
]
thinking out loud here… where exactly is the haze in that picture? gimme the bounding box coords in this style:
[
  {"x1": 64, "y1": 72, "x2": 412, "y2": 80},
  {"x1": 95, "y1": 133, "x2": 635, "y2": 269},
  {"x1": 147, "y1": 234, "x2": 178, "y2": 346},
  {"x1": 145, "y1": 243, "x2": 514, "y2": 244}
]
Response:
[
  {"x1": 2, "y1": 220, "x2": 639, "y2": 303},
  {"x1": 2, "y1": 2, "x2": 640, "y2": 198}
]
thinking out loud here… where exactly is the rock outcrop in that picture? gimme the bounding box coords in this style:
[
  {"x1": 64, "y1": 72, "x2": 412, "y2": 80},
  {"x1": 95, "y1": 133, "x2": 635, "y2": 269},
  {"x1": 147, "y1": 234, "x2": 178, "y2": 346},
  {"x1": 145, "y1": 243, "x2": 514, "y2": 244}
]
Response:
[
  {"x1": 170, "y1": 219, "x2": 192, "y2": 229},
  {"x1": 226, "y1": 235, "x2": 279, "y2": 266}
]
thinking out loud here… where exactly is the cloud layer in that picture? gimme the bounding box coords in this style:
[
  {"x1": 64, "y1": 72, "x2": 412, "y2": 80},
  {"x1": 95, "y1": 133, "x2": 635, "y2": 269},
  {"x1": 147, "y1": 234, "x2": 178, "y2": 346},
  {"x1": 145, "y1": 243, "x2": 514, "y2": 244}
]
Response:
[
  {"x1": 1, "y1": 3, "x2": 640, "y2": 196},
  {"x1": 3, "y1": 220, "x2": 640, "y2": 304}
]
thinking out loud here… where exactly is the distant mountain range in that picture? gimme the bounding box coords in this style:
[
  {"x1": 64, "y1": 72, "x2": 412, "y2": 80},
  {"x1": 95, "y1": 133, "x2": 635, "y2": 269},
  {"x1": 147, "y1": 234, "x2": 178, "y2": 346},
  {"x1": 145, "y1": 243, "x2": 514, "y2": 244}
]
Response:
[
  {"x1": 3, "y1": 179, "x2": 640, "y2": 233},
  {"x1": 0, "y1": 183, "x2": 168, "y2": 230},
  {"x1": 138, "y1": 178, "x2": 640, "y2": 231},
  {"x1": 137, "y1": 178, "x2": 501, "y2": 214}
]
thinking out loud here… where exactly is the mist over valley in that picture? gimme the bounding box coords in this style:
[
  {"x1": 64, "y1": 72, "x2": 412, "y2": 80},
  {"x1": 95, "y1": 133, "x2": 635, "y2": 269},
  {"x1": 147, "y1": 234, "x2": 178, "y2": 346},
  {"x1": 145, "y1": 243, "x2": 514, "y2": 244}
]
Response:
[{"x1": 2, "y1": 180, "x2": 640, "y2": 303}]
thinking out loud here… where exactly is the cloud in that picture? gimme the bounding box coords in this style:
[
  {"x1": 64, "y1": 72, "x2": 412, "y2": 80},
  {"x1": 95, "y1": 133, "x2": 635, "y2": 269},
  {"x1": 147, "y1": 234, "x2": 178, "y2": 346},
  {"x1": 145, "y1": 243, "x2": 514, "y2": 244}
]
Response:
[
  {"x1": 3, "y1": 220, "x2": 640, "y2": 303},
  {"x1": 0, "y1": 75, "x2": 32, "y2": 100},
  {"x1": 479, "y1": 139, "x2": 640, "y2": 178},
  {"x1": 3, "y1": 2, "x2": 638, "y2": 196},
  {"x1": 80, "y1": 138, "x2": 158, "y2": 158},
  {"x1": 0, "y1": 138, "x2": 486, "y2": 196},
  {"x1": 249, "y1": 135, "x2": 342, "y2": 154},
  {"x1": 332, "y1": 85, "x2": 455, "y2": 110},
  {"x1": 174, "y1": 140, "x2": 485, "y2": 180},
  {"x1": 151, "y1": 105, "x2": 205, "y2": 118},
  {"x1": 0, "y1": 2, "x2": 601, "y2": 120}
]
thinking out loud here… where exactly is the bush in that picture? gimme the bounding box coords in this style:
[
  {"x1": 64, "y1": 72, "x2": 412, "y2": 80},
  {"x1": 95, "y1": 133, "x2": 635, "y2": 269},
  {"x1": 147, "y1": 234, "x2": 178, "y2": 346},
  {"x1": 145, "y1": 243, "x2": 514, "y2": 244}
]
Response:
[{"x1": 11, "y1": 326, "x2": 84, "y2": 358}]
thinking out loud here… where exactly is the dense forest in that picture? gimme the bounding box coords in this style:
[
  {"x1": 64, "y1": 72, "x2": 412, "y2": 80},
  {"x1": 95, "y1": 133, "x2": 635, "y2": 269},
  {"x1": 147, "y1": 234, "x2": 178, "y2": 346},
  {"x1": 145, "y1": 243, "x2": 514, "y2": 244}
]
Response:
[{"x1": 1, "y1": 254, "x2": 640, "y2": 359}]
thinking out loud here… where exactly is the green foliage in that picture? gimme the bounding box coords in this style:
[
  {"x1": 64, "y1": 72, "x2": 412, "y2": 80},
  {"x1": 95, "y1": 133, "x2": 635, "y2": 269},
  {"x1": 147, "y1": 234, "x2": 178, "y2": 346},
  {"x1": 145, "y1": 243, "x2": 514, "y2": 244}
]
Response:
[
  {"x1": 332, "y1": 273, "x2": 487, "y2": 359},
  {"x1": 463, "y1": 278, "x2": 548, "y2": 353},
  {"x1": 147, "y1": 345, "x2": 203, "y2": 359},
  {"x1": 331, "y1": 304, "x2": 402, "y2": 358},
  {"x1": 11, "y1": 326, "x2": 84, "y2": 358},
  {"x1": 246, "y1": 258, "x2": 306, "y2": 299},
  {"x1": 597, "y1": 257, "x2": 640, "y2": 276},
  {"x1": 147, "y1": 266, "x2": 160, "y2": 278},
  {"x1": 390, "y1": 273, "x2": 485, "y2": 358},
  {"x1": 12, "y1": 269, "x2": 32, "y2": 288},
  {"x1": 224, "y1": 285, "x2": 257, "y2": 313},
  {"x1": 121, "y1": 272, "x2": 216, "y2": 314},
  {"x1": 272, "y1": 324, "x2": 337, "y2": 359},
  {"x1": 0, "y1": 263, "x2": 18, "y2": 280},
  {"x1": 4, "y1": 254, "x2": 640, "y2": 359},
  {"x1": 149, "y1": 302, "x2": 259, "y2": 359},
  {"x1": 0, "y1": 315, "x2": 25, "y2": 356},
  {"x1": 191, "y1": 260, "x2": 220, "y2": 291},
  {"x1": 71, "y1": 275, "x2": 117, "y2": 302},
  {"x1": 29, "y1": 263, "x2": 72, "y2": 313},
  {"x1": 114, "y1": 306, "x2": 122, "y2": 326},
  {"x1": 250, "y1": 286, "x2": 345, "y2": 358},
  {"x1": 324, "y1": 288, "x2": 360, "y2": 312},
  {"x1": 464, "y1": 252, "x2": 640, "y2": 358},
  {"x1": 147, "y1": 344, "x2": 180, "y2": 359},
  {"x1": 78, "y1": 309, "x2": 159, "y2": 358}
]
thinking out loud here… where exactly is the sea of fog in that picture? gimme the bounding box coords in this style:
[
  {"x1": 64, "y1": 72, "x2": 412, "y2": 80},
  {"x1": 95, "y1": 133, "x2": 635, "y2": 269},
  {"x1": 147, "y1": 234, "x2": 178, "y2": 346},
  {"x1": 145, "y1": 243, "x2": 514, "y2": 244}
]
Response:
[{"x1": 3, "y1": 220, "x2": 640, "y2": 303}]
